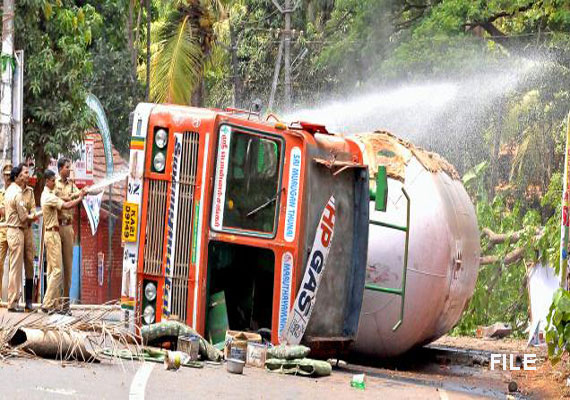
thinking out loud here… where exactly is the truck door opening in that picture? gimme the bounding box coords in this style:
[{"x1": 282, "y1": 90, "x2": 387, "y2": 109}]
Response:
[{"x1": 206, "y1": 241, "x2": 275, "y2": 341}]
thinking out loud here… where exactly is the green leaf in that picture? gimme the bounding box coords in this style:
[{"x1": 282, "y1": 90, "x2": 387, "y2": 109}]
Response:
[
  {"x1": 559, "y1": 296, "x2": 570, "y2": 314},
  {"x1": 564, "y1": 324, "x2": 570, "y2": 342},
  {"x1": 547, "y1": 342, "x2": 556, "y2": 358},
  {"x1": 44, "y1": 2, "x2": 53, "y2": 20},
  {"x1": 150, "y1": 13, "x2": 203, "y2": 104}
]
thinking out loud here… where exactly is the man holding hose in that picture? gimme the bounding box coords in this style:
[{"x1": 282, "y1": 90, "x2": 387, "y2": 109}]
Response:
[{"x1": 41, "y1": 169, "x2": 84, "y2": 314}]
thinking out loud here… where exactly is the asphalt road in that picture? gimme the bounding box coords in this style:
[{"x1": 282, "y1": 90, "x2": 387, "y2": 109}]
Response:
[
  {"x1": 0, "y1": 356, "x2": 496, "y2": 400},
  {"x1": 0, "y1": 308, "x2": 514, "y2": 399}
]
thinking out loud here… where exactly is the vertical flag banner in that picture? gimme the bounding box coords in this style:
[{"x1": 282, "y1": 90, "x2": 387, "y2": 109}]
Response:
[
  {"x1": 83, "y1": 193, "x2": 104, "y2": 236},
  {"x1": 86, "y1": 93, "x2": 114, "y2": 176}
]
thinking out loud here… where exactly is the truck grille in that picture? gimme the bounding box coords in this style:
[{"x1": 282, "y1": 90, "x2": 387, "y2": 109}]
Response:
[
  {"x1": 143, "y1": 180, "x2": 168, "y2": 276},
  {"x1": 170, "y1": 132, "x2": 200, "y2": 321},
  {"x1": 142, "y1": 132, "x2": 200, "y2": 322}
]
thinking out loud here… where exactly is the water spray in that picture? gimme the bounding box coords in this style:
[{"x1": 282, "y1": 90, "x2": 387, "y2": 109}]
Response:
[{"x1": 86, "y1": 171, "x2": 128, "y2": 194}]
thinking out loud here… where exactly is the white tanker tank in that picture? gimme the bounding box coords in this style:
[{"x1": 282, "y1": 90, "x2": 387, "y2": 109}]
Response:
[{"x1": 347, "y1": 131, "x2": 480, "y2": 357}]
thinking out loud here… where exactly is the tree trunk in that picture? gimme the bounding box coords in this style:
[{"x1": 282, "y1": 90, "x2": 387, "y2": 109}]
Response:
[
  {"x1": 0, "y1": 0, "x2": 15, "y2": 165},
  {"x1": 229, "y1": 21, "x2": 242, "y2": 108},
  {"x1": 191, "y1": 77, "x2": 204, "y2": 107},
  {"x1": 9, "y1": 327, "x2": 98, "y2": 362},
  {"x1": 134, "y1": 0, "x2": 143, "y2": 59},
  {"x1": 127, "y1": 0, "x2": 137, "y2": 80},
  {"x1": 307, "y1": 0, "x2": 315, "y2": 24}
]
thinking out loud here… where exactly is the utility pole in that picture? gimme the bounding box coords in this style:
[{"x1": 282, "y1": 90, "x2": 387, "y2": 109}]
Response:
[
  {"x1": 0, "y1": 0, "x2": 14, "y2": 164},
  {"x1": 271, "y1": 0, "x2": 297, "y2": 112}
]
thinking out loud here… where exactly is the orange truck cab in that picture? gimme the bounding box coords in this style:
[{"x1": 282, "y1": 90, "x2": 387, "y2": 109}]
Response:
[{"x1": 121, "y1": 103, "x2": 369, "y2": 353}]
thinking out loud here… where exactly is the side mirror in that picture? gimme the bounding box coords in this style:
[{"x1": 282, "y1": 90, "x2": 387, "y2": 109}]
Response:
[{"x1": 375, "y1": 165, "x2": 388, "y2": 212}]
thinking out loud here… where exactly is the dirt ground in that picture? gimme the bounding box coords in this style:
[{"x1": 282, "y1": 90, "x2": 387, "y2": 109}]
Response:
[{"x1": 434, "y1": 335, "x2": 566, "y2": 399}]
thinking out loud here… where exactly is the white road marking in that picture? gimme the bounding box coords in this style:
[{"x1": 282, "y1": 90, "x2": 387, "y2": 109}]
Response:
[
  {"x1": 36, "y1": 386, "x2": 77, "y2": 396},
  {"x1": 129, "y1": 362, "x2": 155, "y2": 400},
  {"x1": 439, "y1": 388, "x2": 450, "y2": 400}
]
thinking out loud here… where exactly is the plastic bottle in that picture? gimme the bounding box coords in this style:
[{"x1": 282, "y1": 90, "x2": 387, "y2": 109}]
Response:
[{"x1": 350, "y1": 374, "x2": 366, "y2": 390}]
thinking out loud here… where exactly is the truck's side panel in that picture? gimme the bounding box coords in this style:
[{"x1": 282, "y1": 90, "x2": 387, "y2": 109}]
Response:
[{"x1": 121, "y1": 103, "x2": 154, "y2": 329}]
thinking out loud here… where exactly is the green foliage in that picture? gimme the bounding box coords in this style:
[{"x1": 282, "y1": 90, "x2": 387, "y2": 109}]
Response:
[
  {"x1": 215, "y1": 0, "x2": 285, "y2": 108},
  {"x1": 546, "y1": 288, "x2": 570, "y2": 364},
  {"x1": 151, "y1": 11, "x2": 203, "y2": 104},
  {"x1": 454, "y1": 172, "x2": 562, "y2": 337},
  {"x1": 462, "y1": 161, "x2": 489, "y2": 198},
  {"x1": 538, "y1": 171, "x2": 562, "y2": 275},
  {"x1": 149, "y1": 0, "x2": 223, "y2": 105},
  {"x1": 84, "y1": 0, "x2": 129, "y2": 49},
  {"x1": 15, "y1": 0, "x2": 102, "y2": 170},
  {"x1": 314, "y1": 0, "x2": 395, "y2": 88},
  {"x1": 453, "y1": 195, "x2": 532, "y2": 337},
  {"x1": 88, "y1": 40, "x2": 145, "y2": 154},
  {"x1": 204, "y1": 18, "x2": 231, "y2": 107}
]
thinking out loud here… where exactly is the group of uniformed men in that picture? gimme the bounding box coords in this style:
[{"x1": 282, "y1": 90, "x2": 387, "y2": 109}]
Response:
[{"x1": 0, "y1": 158, "x2": 87, "y2": 314}]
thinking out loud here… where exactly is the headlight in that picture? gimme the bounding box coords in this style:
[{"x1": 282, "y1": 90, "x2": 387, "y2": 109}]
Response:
[
  {"x1": 143, "y1": 305, "x2": 155, "y2": 324},
  {"x1": 153, "y1": 152, "x2": 165, "y2": 172},
  {"x1": 144, "y1": 282, "x2": 157, "y2": 302},
  {"x1": 155, "y1": 129, "x2": 168, "y2": 149}
]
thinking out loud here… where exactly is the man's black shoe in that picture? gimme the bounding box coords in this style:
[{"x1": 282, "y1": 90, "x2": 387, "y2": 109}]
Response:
[{"x1": 7, "y1": 307, "x2": 24, "y2": 313}]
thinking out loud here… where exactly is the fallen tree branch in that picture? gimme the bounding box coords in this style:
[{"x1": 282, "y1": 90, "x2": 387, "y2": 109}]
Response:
[
  {"x1": 481, "y1": 227, "x2": 542, "y2": 253},
  {"x1": 463, "y1": 1, "x2": 540, "y2": 49},
  {"x1": 481, "y1": 227, "x2": 525, "y2": 244},
  {"x1": 464, "y1": 1, "x2": 537, "y2": 29},
  {"x1": 480, "y1": 247, "x2": 525, "y2": 266}
]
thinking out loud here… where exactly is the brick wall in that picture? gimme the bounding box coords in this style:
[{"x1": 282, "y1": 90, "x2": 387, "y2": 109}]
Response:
[{"x1": 79, "y1": 207, "x2": 124, "y2": 304}]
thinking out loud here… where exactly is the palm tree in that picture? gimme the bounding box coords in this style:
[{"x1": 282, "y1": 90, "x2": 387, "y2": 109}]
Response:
[{"x1": 150, "y1": 0, "x2": 225, "y2": 106}]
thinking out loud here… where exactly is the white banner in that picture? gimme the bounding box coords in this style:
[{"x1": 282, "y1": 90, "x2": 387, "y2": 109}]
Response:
[
  {"x1": 278, "y1": 252, "x2": 294, "y2": 340},
  {"x1": 282, "y1": 196, "x2": 336, "y2": 344},
  {"x1": 284, "y1": 147, "x2": 302, "y2": 242},
  {"x1": 211, "y1": 125, "x2": 232, "y2": 230},
  {"x1": 82, "y1": 192, "x2": 104, "y2": 236}
]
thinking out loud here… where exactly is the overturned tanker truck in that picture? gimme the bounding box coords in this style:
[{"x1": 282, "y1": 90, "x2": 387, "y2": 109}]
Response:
[{"x1": 120, "y1": 103, "x2": 480, "y2": 357}]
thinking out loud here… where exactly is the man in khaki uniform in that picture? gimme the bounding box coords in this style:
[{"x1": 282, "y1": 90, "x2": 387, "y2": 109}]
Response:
[
  {"x1": 5, "y1": 164, "x2": 35, "y2": 312},
  {"x1": 0, "y1": 162, "x2": 12, "y2": 299},
  {"x1": 41, "y1": 169, "x2": 84, "y2": 313},
  {"x1": 55, "y1": 157, "x2": 86, "y2": 311},
  {"x1": 22, "y1": 177, "x2": 37, "y2": 311}
]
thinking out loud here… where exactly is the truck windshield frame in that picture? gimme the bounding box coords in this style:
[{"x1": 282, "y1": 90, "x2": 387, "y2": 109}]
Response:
[{"x1": 210, "y1": 123, "x2": 284, "y2": 238}]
